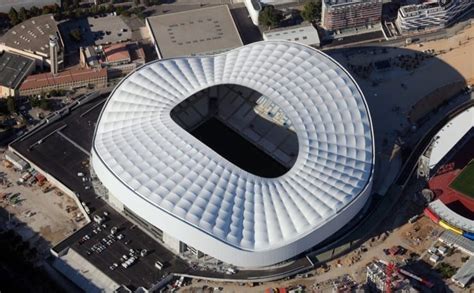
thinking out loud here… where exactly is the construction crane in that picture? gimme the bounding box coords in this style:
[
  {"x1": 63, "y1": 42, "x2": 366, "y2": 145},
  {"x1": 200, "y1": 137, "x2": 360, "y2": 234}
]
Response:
[
  {"x1": 379, "y1": 259, "x2": 434, "y2": 289},
  {"x1": 385, "y1": 262, "x2": 396, "y2": 293}
]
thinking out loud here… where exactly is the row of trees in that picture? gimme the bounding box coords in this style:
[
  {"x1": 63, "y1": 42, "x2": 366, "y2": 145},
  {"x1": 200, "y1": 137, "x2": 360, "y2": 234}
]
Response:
[
  {"x1": 134, "y1": 0, "x2": 162, "y2": 6},
  {"x1": 8, "y1": 5, "x2": 60, "y2": 26},
  {"x1": 6, "y1": 0, "x2": 162, "y2": 26},
  {"x1": 259, "y1": 0, "x2": 322, "y2": 29}
]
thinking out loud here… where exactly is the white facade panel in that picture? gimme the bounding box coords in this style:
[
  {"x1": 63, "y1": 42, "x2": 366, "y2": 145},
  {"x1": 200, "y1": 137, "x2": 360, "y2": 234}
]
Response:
[{"x1": 92, "y1": 41, "x2": 375, "y2": 267}]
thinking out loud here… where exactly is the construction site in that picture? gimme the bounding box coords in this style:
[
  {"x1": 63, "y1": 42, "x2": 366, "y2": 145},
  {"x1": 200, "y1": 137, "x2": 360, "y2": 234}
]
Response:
[{"x1": 0, "y1": 150, "x2": 85, "y2": 252}]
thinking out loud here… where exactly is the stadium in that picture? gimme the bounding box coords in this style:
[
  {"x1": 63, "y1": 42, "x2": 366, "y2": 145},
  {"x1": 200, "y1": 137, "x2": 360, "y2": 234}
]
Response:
[
  {"x1": 91, "y1": 41, "x2": 375, "y2": 268},
  {"x1": 421, "y1": 106, "x2": 474, "y2": 240}
]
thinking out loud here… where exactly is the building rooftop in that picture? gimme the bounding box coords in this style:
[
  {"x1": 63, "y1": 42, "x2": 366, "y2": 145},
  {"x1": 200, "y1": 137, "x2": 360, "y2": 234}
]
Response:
[
  {"x1": 103, "y1": 43, "x2": 131, "y2": 63},
  {"x1": 0, "y1": 14, "x2": 60, "y2": 58},
  {"x1": 19, "y1": 67, "x2": 106, "y2": 91},
  {"x1": 146, "y1": 5, "x2": 243, "y2": 58},
  {"x1": 429, "y1": 199, "x2": 474, "y2": 232},
  {"x1": 0, "y1": 51, "x2": 35, "y2": 89},
  {"x1": 324, "y1": 0, "x2": 377, "y2": 6},
  {"x1": 452, "y1": 256, "x2": 473, "y2": 288},
  {"x1": 92, "y1": 41, "x2": 374, "y2": 267},
  {"x1": 263, "y1": 23, "x2": 320, "y2": 46},
  {"x1": 439, "y1": 230, "x2": 474, "y2": 255}
]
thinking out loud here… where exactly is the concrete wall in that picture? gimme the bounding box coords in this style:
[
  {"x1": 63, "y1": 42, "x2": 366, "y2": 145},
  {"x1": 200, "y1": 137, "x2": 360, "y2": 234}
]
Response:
[{"x1": 163, "y1": 232, "x2": 181, "y2": 254}]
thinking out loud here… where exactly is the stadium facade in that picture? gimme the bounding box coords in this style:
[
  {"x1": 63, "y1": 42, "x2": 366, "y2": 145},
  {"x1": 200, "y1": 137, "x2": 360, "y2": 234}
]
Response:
[
  {"x1": 92, "y1": 41, "x2": 375, "y2": 267},
  {"x1": 396, "y1": 0, "x2": 473, "y2": 32}
]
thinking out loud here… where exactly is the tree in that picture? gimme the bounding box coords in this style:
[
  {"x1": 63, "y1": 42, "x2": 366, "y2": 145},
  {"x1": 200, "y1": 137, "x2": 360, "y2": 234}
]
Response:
[
  {"x1": 8, "y1": 7, "x2": 19, "y2": 26},
  {"x1": 50, "y1": 4, "x2": 60, "y2": 14},
  {"x1": 39, "y1": 99, "x2": 50, "y2": 110},
  {"x1": 29, "y1": 6, "x2": 41, "y2": 17},
  {"x1": 18, "y1": 7, "x2": 28, "y2": 22},
  {"x1": 6, "y1": 96, "x2": 16, "y2": 114},
  {"x1": 436, "y1": 262, "x2": 457, "y2": 279},
  {"x1": 134, "y1": 0, "x2": 141, "y2": 5},
  {"x1": 259, "y1": 6, "x2": 282, "y2": 29},
  {"x1": 41, "y1": 5, "x2": 51, "y2": 15},
  {"x1": 69, "y1": 28, "x2": 82, "y2": 42},
  {"x1": 301, "y1": 0, "x2": 322, "y2": 23}
]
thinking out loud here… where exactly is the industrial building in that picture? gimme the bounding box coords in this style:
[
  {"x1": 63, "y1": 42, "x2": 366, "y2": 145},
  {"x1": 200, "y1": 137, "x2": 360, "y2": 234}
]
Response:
[
  {"x1": 0, "y1": 14, "x2": 64, "y2": 71},
  {"x1": 263, "y1": 23, "x2": 320, "y2": 47},
  {"x1": 451, "y1": 256, "x2": 473, "y2": 288},
  {"x1": 321, "y1": 0, "x2": 383, "y2": 33},
  {"x1": 19, "y1": 68, "x2": 107, "y2": 96},
  {"x1": 92, "y1": 41, "x2": 374, "y2": 268},
  {"x1": 0, "y1": 0, "x2": 60, "y2": 13},
  {"x1": 0, "y1": 51, "x2": 35, "y2": 97},
  {"x1": 146, "y1": 5, "x2": 243, "y2": 59},
  {"x1": 396, "y1": 0, "x2": 474, "y2": 32}
]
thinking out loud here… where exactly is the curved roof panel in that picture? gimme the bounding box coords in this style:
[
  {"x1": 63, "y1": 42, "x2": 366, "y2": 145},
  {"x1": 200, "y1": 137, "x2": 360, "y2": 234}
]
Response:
[{"x1": 93, "y1": 41, "x2": 374, "y2": 264}]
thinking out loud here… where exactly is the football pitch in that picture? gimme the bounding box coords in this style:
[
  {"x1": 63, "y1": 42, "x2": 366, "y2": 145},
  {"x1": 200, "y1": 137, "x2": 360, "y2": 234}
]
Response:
[{"x1": 450, "y1": 160, "x2": 474, "y2": 199}]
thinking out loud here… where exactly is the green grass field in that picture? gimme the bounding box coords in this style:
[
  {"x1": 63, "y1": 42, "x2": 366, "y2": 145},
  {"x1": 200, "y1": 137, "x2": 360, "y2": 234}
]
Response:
[{"x1": 450, "y1": 160, "x2": 474, "y2": 199}]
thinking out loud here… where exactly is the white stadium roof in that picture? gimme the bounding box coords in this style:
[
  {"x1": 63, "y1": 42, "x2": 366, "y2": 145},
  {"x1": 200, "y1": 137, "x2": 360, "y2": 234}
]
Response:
[
  {"x1": 92, "y1": 41, "x2": 374, "y2": 267},
  {"x1": 428, "y1": 106, "x2": 473, "y2": 169}
]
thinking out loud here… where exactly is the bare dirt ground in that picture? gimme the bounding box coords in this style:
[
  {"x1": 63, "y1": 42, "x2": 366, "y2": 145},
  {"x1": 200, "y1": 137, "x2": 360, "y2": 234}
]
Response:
[{"x1": 0, "y1": 151, "x2": 84, "y2": 254}]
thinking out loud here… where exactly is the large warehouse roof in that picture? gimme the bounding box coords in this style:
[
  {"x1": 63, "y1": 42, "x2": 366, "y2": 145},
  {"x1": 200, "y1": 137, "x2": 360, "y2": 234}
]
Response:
[
  {"x1": 146, "y1": 5, "x2": 243, "y2": 59},
  {"x1": 92, "y1": 41, "x2": 374, "y2": 267}
]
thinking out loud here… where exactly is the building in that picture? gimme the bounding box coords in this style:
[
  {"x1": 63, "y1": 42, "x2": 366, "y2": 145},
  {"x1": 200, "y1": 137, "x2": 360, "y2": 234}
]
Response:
[
  {"x1": 321, "y1": 0, "x2": 383, "y2": 32},
  {"x1": 0, "y1": 15, "x2": 64, "y2": 71},
  {"x1": 146, "y1": 5, "x2": 243, "y2": 59},
  {"x1": 80, "y1": 42, "x2": 145, "y2": 78},
  {"x1": 0, "y1": 0, "x2": 60, "y2": 13},
  {"x1": 0, "y1": 51, "x2": 35, "y2": 97},
  {"x1": 366, "y1": 261, "x2": 416, "y2": 292},
  {"x1": 244, "y1": 0, "x2": 262, "y2": 26},
  {"x1": 92, "y1": 41, "x2": 374, "y2": 268},
  {"x1": 49, "y1": 35, "x2": 59, "y2": 75},
  {"x1": 19, "y1": 68, "x2": 107, "y2": 96},
  {"x1": 396, "y1": 0, "x2": 474, "y2": 32},
  {"x1": 451, "y1": 256, "x2": 473, "y2": 288},
  {"x1": 79, "y1": 46, "x2": 100, "y2": 69},
  {"x1": 420, "y1": 106, "x2": 474, "y2": 241},
  {"x1": 263, "y1": 23, "x2": 320, "y2": 47},
  {"x1": 4, "y1": 150, "x2": 30, "y2": 171}
]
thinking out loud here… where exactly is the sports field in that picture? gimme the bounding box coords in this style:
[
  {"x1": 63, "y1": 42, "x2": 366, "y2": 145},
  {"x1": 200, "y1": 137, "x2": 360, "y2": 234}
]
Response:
[
  {"x1": 191, "y1": 117, "x2": 288, "y2": 178},
  {"x1": 450, "y1": 160, "x2": 474, "y2": 199}
]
